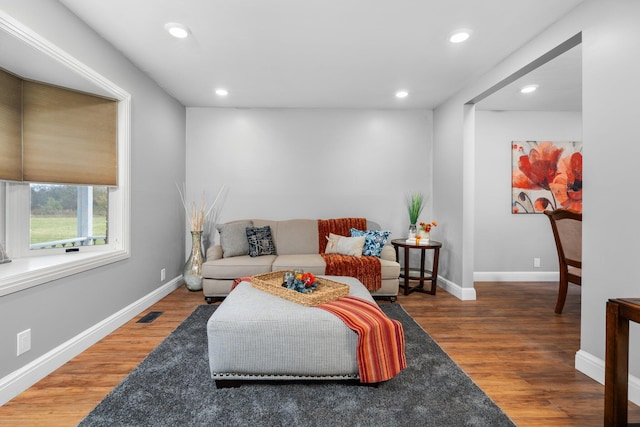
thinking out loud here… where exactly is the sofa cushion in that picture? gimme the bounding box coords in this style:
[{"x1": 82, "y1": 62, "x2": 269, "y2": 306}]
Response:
[
  {"x1": 202, "y1": 254, "x2": 276, "y2": 279},
  {"x1": 246, "y1": 225, "x2": 277, "y2": 257},
  {"x1": 325, "y1": 233, "x2": 366, "y2": 257},
  {"x1": 271, "y1": 254, "x2": 326, "y2": 276},
  {"x1": 216, "y1": 220, "x2": 253, "y2": 258},
  {"x1": 271, "y1": 219, "x2": 319, "y2": 255},
  {"x1": 350, "y1": 228, "x2": 391, "y2": 257}
]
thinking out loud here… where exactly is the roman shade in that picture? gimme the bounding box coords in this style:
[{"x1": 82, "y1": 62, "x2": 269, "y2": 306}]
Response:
[
  {"x1": 0, "y1": 69, "x2": 22, "y2": 182},
  {"x1": 0, "y1": 69, "x2": 117, "y2": 186}
]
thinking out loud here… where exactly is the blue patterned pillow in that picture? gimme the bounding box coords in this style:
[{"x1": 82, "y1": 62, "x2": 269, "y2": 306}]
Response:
[
  {"x1": 246, "y1": 226, "x2": 277, "y2": 257},
  {"x1": 350, "y1": 228, "x2": 391, "y2": 257}
]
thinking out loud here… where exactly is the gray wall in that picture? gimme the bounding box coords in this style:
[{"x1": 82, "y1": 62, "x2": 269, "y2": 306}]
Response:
[
  {"x1": 434, "y1": 0, "x2": 640, "y2": 382},
  {"x1": 474, "y1": 111, "x2": 582, "y2": 275},
  {"x1": 185, "y1": 108, "x2": 434, "y2": 245},
  {"x1": 0, "y1": 1, "x2": 186, "y2": 377}
]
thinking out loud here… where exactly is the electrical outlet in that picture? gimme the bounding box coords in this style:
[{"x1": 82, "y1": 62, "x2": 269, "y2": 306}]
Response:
[
  {"x1": 534, "y1": 257, "x2": 541, "y2": 268},
  {"x1": 17, "y1": 329, "x2": 31, "y2": 356},
  {"x1": 161, "y1": 268, "x2": 166, "y2": 281}
]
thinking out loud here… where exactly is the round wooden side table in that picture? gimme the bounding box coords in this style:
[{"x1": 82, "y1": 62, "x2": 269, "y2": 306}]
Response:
[{"x1": 391, "y1": 239, "x2": 442, "y2": 295}]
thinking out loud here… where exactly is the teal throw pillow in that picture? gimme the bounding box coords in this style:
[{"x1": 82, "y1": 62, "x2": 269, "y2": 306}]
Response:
[{"x1": 350, "y1": 228, "x2": 391, "y2": 257}]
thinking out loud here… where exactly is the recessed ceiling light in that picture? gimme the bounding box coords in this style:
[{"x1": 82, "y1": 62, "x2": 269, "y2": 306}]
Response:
[
  {"x1": 395, "y1": 90, "x2": 409, "y2": 99},
  {"x1": 164, "y1": 23, "x2": 190, "y2": 39},
  {"x1": 449, "y1": 30, "x2": 471, "y2": 43},
  {"x1": 215, "y1": 88, "x2": 229, "y2": 97},
  {"x1": 520, "y1": 85, "x2": 539, "y2": 94}
]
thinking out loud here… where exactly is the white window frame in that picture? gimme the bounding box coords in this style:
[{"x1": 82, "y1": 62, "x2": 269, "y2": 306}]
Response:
[
  {"x1": 6, "y1": 184, "x2": 118, "y2": 257},
  {"x1": 0, "y1": 13, "x2": 130, "y2": 297}
]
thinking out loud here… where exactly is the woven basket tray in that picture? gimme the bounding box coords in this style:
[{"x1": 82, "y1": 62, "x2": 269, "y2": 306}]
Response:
[{"x1": 250, "y1": 270, "x2": 350, "y2": 306}]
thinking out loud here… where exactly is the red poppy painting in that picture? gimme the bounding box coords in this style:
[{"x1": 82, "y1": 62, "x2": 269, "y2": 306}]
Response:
[{"x1": 511, "y1": 140, "x2": 582, "y2": 214}]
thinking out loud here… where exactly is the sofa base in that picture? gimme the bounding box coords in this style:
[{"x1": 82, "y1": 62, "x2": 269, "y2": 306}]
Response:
[{"x1": 376, "y1": 294, "x2": 397, "y2": 303}]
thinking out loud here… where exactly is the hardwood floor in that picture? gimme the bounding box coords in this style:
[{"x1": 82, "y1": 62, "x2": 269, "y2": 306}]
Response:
[{"x1": 1, "y1": 281, "x2": 638, "y2": 426}]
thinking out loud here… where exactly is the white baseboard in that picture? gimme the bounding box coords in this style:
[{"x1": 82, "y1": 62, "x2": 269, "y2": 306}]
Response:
[
  {"x1": 412, "y1": 272, "x2": 555, "y2": 301},
  {"x1": 575, "y1": 349, "x2": 640, "y2": 406},
  {"x1": 473, "y1": 271, "x2": 558, "y2": 282},
  {"x1": 438, "y1": 276, "x2": 476, "y2": 301},
  {"x1": 575, "y1": 349, "x2": 605, "y2": 384},
  {"x1": 0, "y1": 276, "x2": 183, "y2": 406}
]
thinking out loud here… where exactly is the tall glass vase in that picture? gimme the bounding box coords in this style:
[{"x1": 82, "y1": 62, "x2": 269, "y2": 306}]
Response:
[
  {"x1": 408, "y1": 224, "x2": 417, "y2": 239},
  {"x1": 183, "y1": 231, "x2": 204, "y2": 291}
]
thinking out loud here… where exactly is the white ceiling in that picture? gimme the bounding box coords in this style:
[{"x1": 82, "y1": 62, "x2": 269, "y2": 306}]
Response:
[
  {"x1": 13, "y1": 1, "x2": 586, "y2": 110},
  {"x1": 477, "y1": 44, "x2": 582, "y2": 111}
]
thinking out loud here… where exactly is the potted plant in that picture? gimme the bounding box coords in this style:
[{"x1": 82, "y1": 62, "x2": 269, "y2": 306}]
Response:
[{"x1": 406, "y1": 192, "x2": 424, "y2": 238}]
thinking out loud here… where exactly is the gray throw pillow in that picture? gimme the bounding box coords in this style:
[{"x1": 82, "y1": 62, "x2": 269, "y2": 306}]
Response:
[
  {"x1": 246, "y1": 225, "x2": 277, "y2": 257},
  {"x1": 216, "y1": 220, "x2": 254, "y2": 258}
]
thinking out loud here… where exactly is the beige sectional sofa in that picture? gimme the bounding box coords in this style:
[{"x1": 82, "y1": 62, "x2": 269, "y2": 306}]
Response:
[{"x1": 202, "y1": 218, "x2": 400, "y2": 303}]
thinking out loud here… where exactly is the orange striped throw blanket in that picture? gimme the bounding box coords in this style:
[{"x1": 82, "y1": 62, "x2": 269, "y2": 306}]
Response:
[
  {"x1": 318, "y1": 218, "x2": 382, "y2": 291},
  {"x1": 318, "y1": 296, "x2": 407, "y2": 383}
]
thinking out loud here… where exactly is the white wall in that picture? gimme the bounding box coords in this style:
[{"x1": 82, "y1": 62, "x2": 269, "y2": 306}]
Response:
[
  {"x1": 433, "y1": 102, "x2": 466, "y2": 291},
  {"x1": 580, "y1": 0, "x2": 640, "y2": 379},
  {"x1": 474, "y1": 111, "x2": 582, "y2": 278},
  {"x1": 0, "y1": 0, "x2": 186, "y2": 396},
  {"x1": 186, "y1": 108, "x2": 433, "y2": 245},
  {"x1": 433, "y1": 0, "x2": 640, "y2": 401}
]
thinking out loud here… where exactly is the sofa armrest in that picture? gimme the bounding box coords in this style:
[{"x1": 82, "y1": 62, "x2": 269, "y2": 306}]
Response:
[
  {"x1": 380, "y1": 245, "x2": 396, "y2": 262},
  {"x1": 206, "y1": 245, "x2": 223, "y2": 261}
]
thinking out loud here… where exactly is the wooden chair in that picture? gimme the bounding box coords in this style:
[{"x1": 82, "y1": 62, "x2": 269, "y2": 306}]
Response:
[{"x1": 544, "y1": 209, "x2": 582, "y2": 314}]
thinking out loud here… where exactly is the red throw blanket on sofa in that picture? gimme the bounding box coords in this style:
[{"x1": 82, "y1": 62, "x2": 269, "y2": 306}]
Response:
[
  {"x1": 318, "y1": 218, "x2": 382, "y2": 291},
  {"x1": 318, "y1": 217, "x2": 367, "y2": 252},
  {"x1": 321, "y1": 253, "x2": 381, "y2": 291},
  {"x1": 318, "y1": 296, "x2": 407, "y2": 383}
]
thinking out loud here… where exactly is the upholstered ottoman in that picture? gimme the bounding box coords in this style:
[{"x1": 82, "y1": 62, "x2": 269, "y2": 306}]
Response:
[{"x1": 207, "y1": 276, "x2": 375, "y2": 386}]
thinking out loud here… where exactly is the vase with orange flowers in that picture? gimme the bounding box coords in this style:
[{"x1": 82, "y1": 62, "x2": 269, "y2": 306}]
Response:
[{"x1": 418, "y1": 221, "x2": 437, "y2": 240}]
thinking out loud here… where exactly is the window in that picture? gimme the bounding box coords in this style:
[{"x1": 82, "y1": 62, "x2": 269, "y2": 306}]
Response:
[
  {"x1": 0, "y1": 14, "x2": 131, "y2": 297},
  {"x1": 29, "y1": 184, "x2": 108, "y2": 250},
  {"x1": 5, "y1": 182, "x2": 122, "y2": 259}
]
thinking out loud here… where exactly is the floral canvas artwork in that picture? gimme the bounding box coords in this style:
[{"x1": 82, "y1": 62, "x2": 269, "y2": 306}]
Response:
[{"x1": 511, "y1": 140, "x2": 582, "y2": 214}]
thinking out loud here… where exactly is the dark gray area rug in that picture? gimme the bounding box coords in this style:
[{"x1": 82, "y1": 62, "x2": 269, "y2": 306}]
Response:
[{"x1": 79, "y1": 304, "x2": 515, "y2": 427}]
